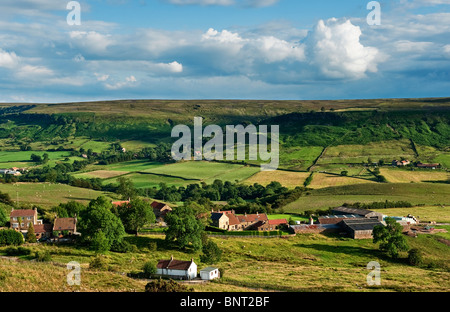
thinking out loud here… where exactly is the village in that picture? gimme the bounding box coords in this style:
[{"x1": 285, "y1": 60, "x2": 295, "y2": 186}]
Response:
[{"x1": 2, "y1": 195, "x2": 445, "y2": 283}]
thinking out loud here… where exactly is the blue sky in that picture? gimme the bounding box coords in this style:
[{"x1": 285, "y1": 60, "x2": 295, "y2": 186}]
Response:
[{"x1": 0, "y1": 0, "x2": 450, "y2": 103}]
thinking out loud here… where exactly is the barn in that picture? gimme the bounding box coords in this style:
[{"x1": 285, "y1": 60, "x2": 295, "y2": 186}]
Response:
[
  {"x1": 332, "y1": 206, "x2": 384, "y2": 221},
  {"x1": 341, "y1": 218, "x2": 384, "y2": 239},
  {"x1": 200, "y1": 267, "x2": 220, "y2": 281}
]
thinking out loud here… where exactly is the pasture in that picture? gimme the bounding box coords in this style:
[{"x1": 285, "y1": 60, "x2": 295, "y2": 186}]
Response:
[
  {"x1": 0, "y1": 183, "x2": 114, "y2": 208},
  {"x1": 284, "y1": 183, "x2": 450, "y2": 212},
  {"x1": 243, "y1": 170, "x2": 310, "y2": 188}
]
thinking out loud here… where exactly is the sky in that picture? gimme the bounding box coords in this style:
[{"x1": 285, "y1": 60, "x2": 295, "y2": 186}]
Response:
[{"x1": 0, "y1": 0, "x2": 450, "y2": 103}]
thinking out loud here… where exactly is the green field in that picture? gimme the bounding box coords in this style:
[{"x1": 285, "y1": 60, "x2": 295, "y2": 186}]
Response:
[
  {"x1": 0, "y1": 183, "x2": 114, "y2": 208},
  {"x1": 284, "y1": 183, "x2": 450, "y2": 212},
  {"x1": 142, "y1": 161, "x2": 260, "y2": 183}
]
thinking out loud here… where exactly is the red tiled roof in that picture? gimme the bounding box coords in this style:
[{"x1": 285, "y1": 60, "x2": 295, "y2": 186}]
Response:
[
  {"x1": 227, "y1": 213, "x2": 240, "y2": 226},
  {"x1": 10, "y1": 209, "x2": 36, "y2": 218},
  {"x1": 34, "y1": 224, "x2": 53, "y2": 233},
  {"x1": 157, "y1": 259, "x2": 193, "y2": 271},
  {"x1": 268, "y1": 219, "x2": 287, "y2": 225},
  {"x1": 237, "y1": 213, "x2": 268, "y2": 223},
  {"x1": 53, "y1": 218, "x2": 77, "y2": 231},
  {"x1": 111, "y1": 200, "x2": 130, "y2": 207}
]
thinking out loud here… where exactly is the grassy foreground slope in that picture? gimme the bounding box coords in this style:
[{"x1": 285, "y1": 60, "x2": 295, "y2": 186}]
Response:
[{"x1": 1, "y1": 233, "x2": 449, "y2": 292}]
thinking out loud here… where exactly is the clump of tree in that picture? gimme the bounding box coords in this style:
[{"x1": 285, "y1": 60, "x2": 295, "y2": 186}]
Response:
[
  {"x1": 408, "y1": 248, "x2": 423, "y2": 267},
  {"x1": 165, "y1": 204, "x2": 205, "y2": 251},
  {"x1": 343, "y1": 200, "x2": 413, "y2": 209},
  {"x1": 373, "y1": 217, "x2": 409, "y2": 258},
  {"x1": 113, "y1": 198, "x2": 156, "y2": 235},
  {"x1": 200, "y1": 240, "x2": 222, "y2": 264},
  {"x1": 77, "y1": 196, "x2": 126, "y2": 253},
  {"x1": 0, "y1": 205, "x2": 9, "y2": 227}
]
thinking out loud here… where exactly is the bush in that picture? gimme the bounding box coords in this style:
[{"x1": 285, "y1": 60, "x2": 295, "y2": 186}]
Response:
[
  {"x1": 200, "y1": 240, "x2": 222, "y2": 264},
  {"x1": 144, "y1": 279, "x2": 193, "y2": 292},
  {"x1": 110, "y1": 239, "x2": 134, "y2": 253},
  {"x1": 408, "y1": 248, "x2": 423, "y2": 266},
  {"x1": 218, "y1": 267, "x2": 225, "y2": 279},
  {"x1": 142, "y1": 261, "x2": 157, "y2": 278},
  {"x1": 34, "y1": 250, "x2": 52, "y2": 262},
  {"x1": 89, "y1": 255, "x2": 108, "y2": 270},
  {"x1": 4, "y1": 246, "x2": 32, "y2": 256},
  {"x1": 0, "y1": 229, "x2": 24, "y2": 246}
]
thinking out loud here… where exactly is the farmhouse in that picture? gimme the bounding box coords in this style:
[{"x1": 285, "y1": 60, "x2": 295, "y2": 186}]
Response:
[
  {"x1": 392, "y1": 160, "x2": 410, "y2": 166},
  {"x1": 340, "y1": 218, "x2": 384, "y2": 239},
  {"x1": 332, "y1": 206, "x2": 384, "y2": 221},
  {"x1": 237, "y1": 212, "x2": 269, "y2": 230},
  {"x1": 34, "y1": 223, "x2": 53, "y2": 240},
  {"x1": 151, "y1": 201, "x2": 172, "y2": 222},
  {"x1": 155, "y1": 256, "x2": 197, "y2": 280},
  {"x1": 211, "y1": 212, "x2": 230, "y2": 230},
  {"x1": 10, "y1": 208, "x2": 42, "y2": 233},
  {"x1": 53, "y1": 217, "x2": 78, "y2": 235}
]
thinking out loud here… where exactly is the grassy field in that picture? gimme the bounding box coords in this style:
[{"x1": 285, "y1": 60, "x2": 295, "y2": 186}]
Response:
[
  {"x1": 0, "y1": 183, "x2": 114, "y2": 208},
  {"x1": 317, "y1": 140, "x2": 416, "y2": 165},
  {"x1": 0, "y1": 232, "x2": 448, "y2": 292},
  {"x1": 244, "y1": 170, "x2": 310, "y2": 188},
  {"x1": 308, "y1": 172, "x2": 377, "y2": 189},
  {"x1": 284, "y1": 183, "x2": 450, "y2": 212},
  {"x1": 142, "y1": 161, "x2": 260, "y2": 183},
  {"x1": 278, "y1": 146, "x2": 323, "y2": 170},
  {"x1": 380, "y1": 168, "x2": 449, "y2": 183}
]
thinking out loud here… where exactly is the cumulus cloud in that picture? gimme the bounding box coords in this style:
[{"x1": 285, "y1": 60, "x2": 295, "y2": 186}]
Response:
[
  {"x1": 105, "y1": 75, "x2": 138, "y2": 90},
  {"x1": 0, "y1": 48, "x2": 20, "y2": 68},
  {"x1": 304, "y1": 18, "x2": 380, "y2": 79},
  {"x1": 69, "y1": 31, "x2": 114, "y2": 54}
]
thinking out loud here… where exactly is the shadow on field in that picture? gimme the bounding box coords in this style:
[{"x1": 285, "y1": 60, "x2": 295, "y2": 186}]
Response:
[
  {"x1": 294, "y1": 243, "x2": 404, "y2": 264},
  {"x1": 124, "y1": 236, "x2": 180, "y2": 252}
]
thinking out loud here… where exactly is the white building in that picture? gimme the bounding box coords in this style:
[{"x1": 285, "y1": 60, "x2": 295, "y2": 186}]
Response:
[
  {"x1": 200, "y1": 267, "x2": 220, "y2": 281},
  {"x1": 156, "y1": 256, "x2": 197, "y2": 280}
]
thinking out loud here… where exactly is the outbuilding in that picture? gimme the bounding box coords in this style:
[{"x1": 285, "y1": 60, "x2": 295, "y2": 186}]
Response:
[
  {"x1": 200, "y1": 267, "x2": 220, "y2": 280},
  {"x1": 341, "y1": 218, "x2": 384, "y2": 239}
]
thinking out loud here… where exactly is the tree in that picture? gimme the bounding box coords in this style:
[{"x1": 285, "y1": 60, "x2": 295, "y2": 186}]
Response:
[
  {"x1": 200, "y1": 240, "x2": 222, "y2": 264},
  {"x1": 165, "y1": 205, "x2": 205, "y2": 251},
  {"x1": 0, "y1": 206, "x2": 8, "y2": 227},
  {"x1": 26, "y1": 222, "x2": 37, "y2": 243},
  {"x1": 340, "y1": 170, "x2": 348, "y2": 176},
  {"x1": 408, "y1": 248, "x2": 423, "y2": 266},
  {"x1": 116, "y1": 198, "x2": 156, "y2": 235},
  {"x1": 144, "y1": 279, "x2": 193, "y2": 292},
  {"x1": 142, "y1": 261, "x2": 157, "y2": 278},
  {"x1": 78, "y1": 196, "x2": 126, "y2": 252},
  {"x1": 373, "y1": 217, "x2": 409, "y2": 258},
  {"x1": 116, "y1": 177, "x2": 137, "y2": 200},
  {"x1": 0, "y1": 229, "x2": 24, "y2": 246}
]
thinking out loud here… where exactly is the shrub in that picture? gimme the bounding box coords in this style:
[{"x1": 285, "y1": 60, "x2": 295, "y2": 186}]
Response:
[
  {"x1": 4, "y1": 246, "x2": 32, "y2": 256},
  {"x1": 89, "y1": 255, "x2": 108, "y2": 270},
  {"x1": 144, "y1": 279, "x2": 193, "y2": 292},
  {"x1": 34, "y1": 250, "x2": 52, "y2": 262},
  {"x1": 200, "y1": 240, "x2": 222, "y2": 264},
  {"x1": 142, "y1": 261, "x2": 157, "y2": 278},
  {"x1": 218, "y1": 267, "x2": 225, "y2": 279},
  {"x1": 0, "y1": 229, "x2": 24, "y2": 246},
  {"x1": 408, "y1": 248, "x2": 423, "y2": 266},
  {"x1": 110, "y1": 239, "x2": 134, "y2": 253}
]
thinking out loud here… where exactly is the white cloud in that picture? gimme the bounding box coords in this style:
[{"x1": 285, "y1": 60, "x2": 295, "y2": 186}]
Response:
[
  {"x1": 156, "y1": 61, "x2": 183, "y2": 73},
  {"x1": 69, "y1": 31, "x2": 114, "y2": 53},
  {"x1": 16, "y1": 64, "x2": 54, "y2": 78},
  {"x1": 0, "y1": 48, "x2": 19, "y2": 68},
  {"x1": 305, "y1": 18, "x2": 380, "y2": 79},
  {"x1": 105, "y1": 75, "x2": 138, "y2": 90},
  {"x1": 94, "y1": 73, "x2": 109, "y2": 81}
]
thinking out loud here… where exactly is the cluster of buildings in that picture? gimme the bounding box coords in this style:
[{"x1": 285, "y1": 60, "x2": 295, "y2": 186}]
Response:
[
  {"x1": 392, "y1": 160, "x2": 440, "y2": 169},
  {"x1": 111, "y1": 200, "x2": 172, "y2": 224},
  {"x1": 210, "y1": 210, "x2": 287, "y2": 232},
  {"x1": 9, "y1": 207, "x2": 78, "y2": 240},
  {"x1": 0, "y1": 167, "x2": 27, "y2": 176}
]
